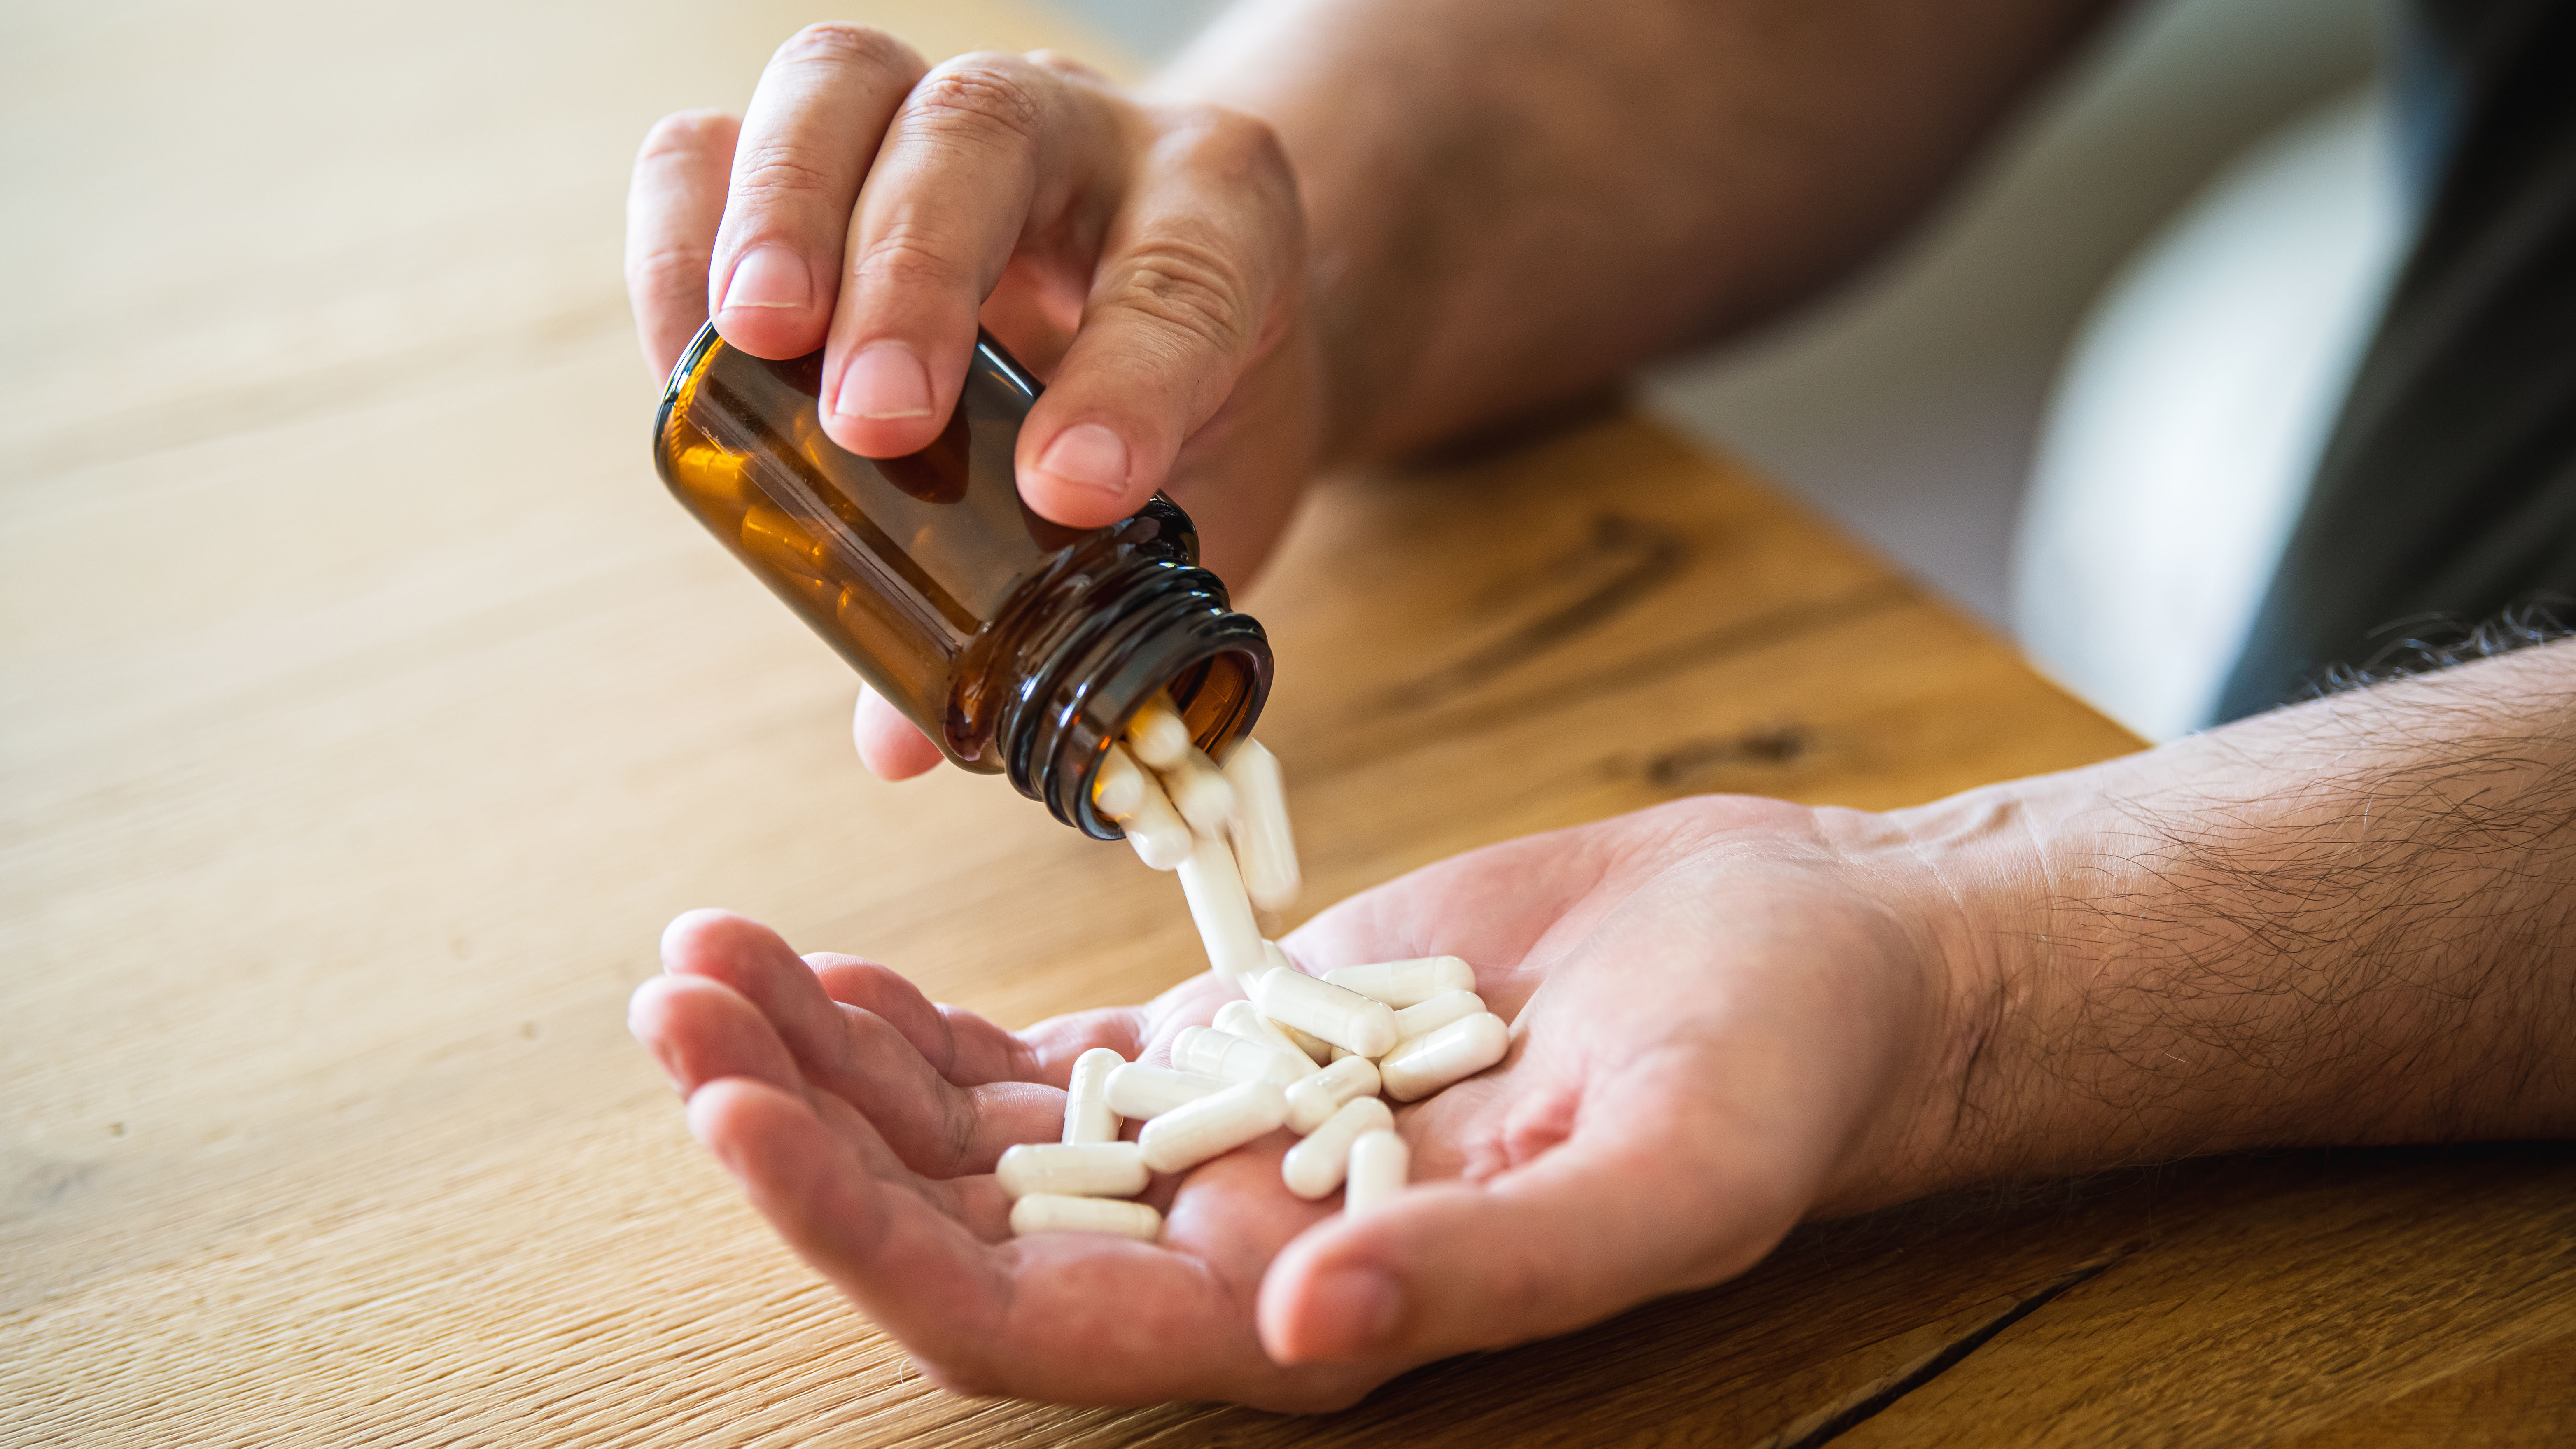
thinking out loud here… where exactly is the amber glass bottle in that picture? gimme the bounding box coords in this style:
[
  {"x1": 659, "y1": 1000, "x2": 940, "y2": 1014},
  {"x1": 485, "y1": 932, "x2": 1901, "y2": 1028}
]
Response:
[{"x1": 654, "y1": 322, "x2": 1272, "y2": 838}]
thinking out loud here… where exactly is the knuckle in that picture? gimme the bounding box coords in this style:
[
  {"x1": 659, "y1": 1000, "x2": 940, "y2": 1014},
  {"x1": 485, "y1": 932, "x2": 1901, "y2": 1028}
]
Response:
[
  {"x1": 851, "y1": 222, "x2": 967, "y2": 291},
  {"x1": 774, "y1": 21, "x2": 923, "y2": 80},
  {"x1": 731, "y1": 140, "x2": 842, "y2": 200},
  {"x1": 625, "y1": 242, "x2": 711, "y2": 295},
  {"x1": 905, "y1": 56, "x2": 1047, "y2": 150},
  {"x1": 1442, "y1": 1249, "x2": 1565, "y2": 1349},
  {"x1": 1174, "y1": 104, "x2": 1287, "y2": 169},
  {"x1": 1161, "y1": 103, "x2": 1295, "y2": 200},
  {"x1": 623, "y1": 243, "x2": 706, "y2": 289},
  {"x1": 1104, "y1": 237, "x2": 1258, "y2": 359},
  {"x1": 1023, "y1": 47, "x2": 1109, "y2": 84}
]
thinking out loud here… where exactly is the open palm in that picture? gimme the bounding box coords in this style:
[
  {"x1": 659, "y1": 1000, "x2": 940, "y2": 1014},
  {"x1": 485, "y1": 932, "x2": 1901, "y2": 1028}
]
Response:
[{"x1": 629, "y1": 796, "x2": 1958, "y2": 1409}]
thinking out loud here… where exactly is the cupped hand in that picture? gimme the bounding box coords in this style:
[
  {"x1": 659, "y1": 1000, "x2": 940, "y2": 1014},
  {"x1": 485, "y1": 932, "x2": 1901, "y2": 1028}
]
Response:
[
  {"x1": 628, "y1": 796, "x2": 1974, "y2": 1408},
  {"x1": 624, "y1": 26, "x2": 1327, "y2": 782}
]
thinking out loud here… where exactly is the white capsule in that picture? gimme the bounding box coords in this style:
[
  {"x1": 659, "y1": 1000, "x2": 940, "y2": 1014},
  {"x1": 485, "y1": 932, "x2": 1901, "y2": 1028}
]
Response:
[
  {"x1": 1323, "y1": 956, "x2": 1477, "y2": 1008},
  {"x1": 1389, "y1": 989, "x2": 1485, "y2": 1047},
  {"x1": 1090, "y1": 742, "x2": 1147, "y2": 820},
  {"x1": 1283, "y1": 1097, "x2": 1395, "y2": 1199},
  {"x1": 1173, "y1": 1024, "x2": 1314, "y2": 1089},
  {"x1": 1216, "y1": 999, "x2": 1314, "y2": 1066},
  {"x1": 995, "y1": 1141, "x2": 1149, "y2": 1201},
  {"x1": 1062, "y1": 1046, "x2": 1125, "y2": 1145},
  {"x1": 1344, "y1": 1129, "x2": 1409, "y2": 1214},
  {"x1": 1253, "y1": 942, "x2": 1333, "y2": 1060},
  {"x1": 1011, "y1": 1192, "x2": 1162, "y2": 1241},
  {"x1": 1125, "y1": 695, "x2": 1193, "y2": 770},
  {"x1": 1285, "y1": 1053, "x2": 1384, "y2": 1134},
  {"x1": 1378, "y1": 1012, "x2": 1510, "y2": 1102},
  {"x1": 1120, "y1": 764, "x2": 1193, "y2": 870},
  {"x1": 1138, "y1": 1078, "x2": 1290, "y2": 1174},
  {"x1": 1330, "y1": 1044, "x2": 1359, "y2": 1063},
  {"x1": 1160, "y1": 747, "x2": 1237, "y2": 840},
  {"x1": 1176, "y1": 833, "x2": 1265, "y2": 985},
  {"x1": 1254, "y1": 967, "x2": 1400, "y2": 1057},
  {"x1": 1221, "y1": 739, "x2": 1302, "y2": 911},
  {"x1": 1104, "y1": 1062, "x2": 1230, "y2": 1120}
]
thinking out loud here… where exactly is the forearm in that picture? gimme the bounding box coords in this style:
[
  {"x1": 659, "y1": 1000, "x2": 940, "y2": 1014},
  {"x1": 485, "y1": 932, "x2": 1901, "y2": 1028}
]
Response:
[
  {"x1": 1152, "y1": 0, "x2": 2114, "y2": 462},
  {"x1": 1896, "y1": 641, "x2": 2576, "y2": 1192}
]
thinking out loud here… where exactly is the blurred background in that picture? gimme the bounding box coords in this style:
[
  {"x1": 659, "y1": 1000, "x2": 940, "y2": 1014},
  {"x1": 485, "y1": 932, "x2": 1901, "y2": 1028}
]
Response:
[{"x1": 1062, "y1": 0, "x2": 2394, "y2": 743}]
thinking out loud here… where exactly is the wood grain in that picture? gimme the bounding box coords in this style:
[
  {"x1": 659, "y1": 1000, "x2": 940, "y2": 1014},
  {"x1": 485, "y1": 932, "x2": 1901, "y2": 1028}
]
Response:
[
  {"x1": 2282, "y1": 1328, "x2": 2576, "y2": 1447},
  {"x1": 4, "y1": 1, "x2": 2568, "y2": 1445}
]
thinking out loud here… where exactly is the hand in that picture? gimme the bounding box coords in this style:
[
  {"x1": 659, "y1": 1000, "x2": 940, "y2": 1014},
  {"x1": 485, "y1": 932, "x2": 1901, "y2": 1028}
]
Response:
[
  {"x1": 623, "y1": 26, "x2": 1327, "y2": 782},
  {"x1": 627, "y1": 796, "x2": 1975, "y2": 1407}
]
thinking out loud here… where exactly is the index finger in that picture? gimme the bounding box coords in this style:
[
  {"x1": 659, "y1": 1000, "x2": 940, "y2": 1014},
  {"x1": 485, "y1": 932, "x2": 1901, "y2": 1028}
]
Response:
[
  {"x1": 804, "y1": 950, "x2": 1150, "y2": 1087},
  {"x1": 819, "y1": 51, "x2": 1118, "y2": 460},
  {"x1": 661, "y1": 911, "x2": 1056, "y2": 1174},
  {"x1": 706, "y1": 23, "x2": 926, "y2": 362}
]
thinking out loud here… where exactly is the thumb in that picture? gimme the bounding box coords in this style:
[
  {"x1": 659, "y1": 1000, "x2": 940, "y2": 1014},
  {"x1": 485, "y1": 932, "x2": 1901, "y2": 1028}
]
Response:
[
  {"x1": 1014, "y1": 106, "x2": 1302, "y2": 528},
  {"x1": 1255, "y1": 1090, "x2": 1808, "y2": 1364}
]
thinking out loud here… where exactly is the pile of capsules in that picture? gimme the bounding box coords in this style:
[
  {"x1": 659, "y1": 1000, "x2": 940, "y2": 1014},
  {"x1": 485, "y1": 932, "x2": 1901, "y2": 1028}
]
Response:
[{"x1": 1001, "y1": 697, "x2": 1512, "y2": 1243}]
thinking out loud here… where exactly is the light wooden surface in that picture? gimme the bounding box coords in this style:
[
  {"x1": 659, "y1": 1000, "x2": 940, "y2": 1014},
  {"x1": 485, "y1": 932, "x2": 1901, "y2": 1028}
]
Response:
[{"x1": 5, "y1": 2, "x2": 2570, "y2": 1445}]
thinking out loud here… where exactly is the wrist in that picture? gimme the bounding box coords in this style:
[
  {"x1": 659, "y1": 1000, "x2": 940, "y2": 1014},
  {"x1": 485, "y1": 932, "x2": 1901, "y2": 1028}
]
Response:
[{"x1": 1825, "y1": 781, "x2": 2066, "y2": 1206}]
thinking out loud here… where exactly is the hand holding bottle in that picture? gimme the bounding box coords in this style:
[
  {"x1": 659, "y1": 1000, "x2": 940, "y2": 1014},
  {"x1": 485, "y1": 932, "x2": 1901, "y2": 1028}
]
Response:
[{"x1": 625, "y1": 26, "x2": 1326, "y2": 778}]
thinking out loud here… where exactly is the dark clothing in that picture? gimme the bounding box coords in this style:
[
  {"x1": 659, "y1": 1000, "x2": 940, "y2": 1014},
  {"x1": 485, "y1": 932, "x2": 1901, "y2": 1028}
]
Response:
[{"x1": 2214, "y1": 0, "x2": 2576, "y2": 720}]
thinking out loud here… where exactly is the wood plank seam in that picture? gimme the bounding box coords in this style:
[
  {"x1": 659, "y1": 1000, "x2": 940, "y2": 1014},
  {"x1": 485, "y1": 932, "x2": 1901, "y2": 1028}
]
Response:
[
  {"x1": 1319, "y1": 579, "x2": 1920, "y2": 780},
  {"x1": 1378, "y1": 511, "x2": 1692, "y2": 709},
  {"x1": 1754, "y1": 1253, "x2": 2130, "y2": 1449}
]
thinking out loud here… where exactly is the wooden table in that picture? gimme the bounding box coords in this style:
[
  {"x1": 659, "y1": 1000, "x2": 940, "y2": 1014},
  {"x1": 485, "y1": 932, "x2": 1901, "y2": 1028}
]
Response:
[{"x1": 5, "y1": 2, "x2": 2569, "y2": 1444}]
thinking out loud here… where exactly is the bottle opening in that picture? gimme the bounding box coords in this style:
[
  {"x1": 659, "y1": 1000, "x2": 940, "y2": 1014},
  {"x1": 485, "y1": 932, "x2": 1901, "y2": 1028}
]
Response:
[
  {"x1": 1165, "y1": 651, "x2": 1262, "y2": 762},
  {"x1": 1015, "y1": 567, "x2": 1272, "y2": 840},
  {"x1": 1062, "y1": 641, "x2": 1268, "y2": 842}
]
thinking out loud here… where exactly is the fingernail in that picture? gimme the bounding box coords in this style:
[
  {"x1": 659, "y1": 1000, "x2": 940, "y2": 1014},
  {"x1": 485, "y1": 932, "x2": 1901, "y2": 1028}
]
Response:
[
  {"x1": 1035, "y1": 423, "x2": 1130, "y2": 496},
  {"x1": 720, "y1": 245, "x2": 811, "y2": 313},
  {"x1": 1307, "y1": 1265, "x2": 1401, "y2": 1350},
  {"x1": 832, "y1": 343, "x2": 934, "y2": 421}
]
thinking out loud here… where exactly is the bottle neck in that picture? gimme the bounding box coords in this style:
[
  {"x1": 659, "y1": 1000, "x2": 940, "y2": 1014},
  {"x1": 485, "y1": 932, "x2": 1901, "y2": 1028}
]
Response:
[{"x1": 995, "y1": 558, "x2": 1272, "y2": 838}]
